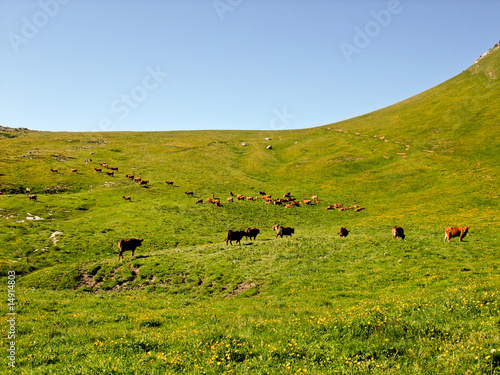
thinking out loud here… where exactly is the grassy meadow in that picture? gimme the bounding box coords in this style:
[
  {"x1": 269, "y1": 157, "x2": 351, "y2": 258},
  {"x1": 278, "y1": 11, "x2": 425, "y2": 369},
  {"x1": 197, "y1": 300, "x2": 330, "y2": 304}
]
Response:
[{"x1": 0, "y1": 45, "x2": 499, "y2": 374}]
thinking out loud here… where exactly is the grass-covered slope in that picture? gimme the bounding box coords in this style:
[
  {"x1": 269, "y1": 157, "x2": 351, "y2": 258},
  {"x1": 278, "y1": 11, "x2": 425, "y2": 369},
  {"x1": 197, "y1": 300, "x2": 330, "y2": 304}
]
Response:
[{"x1": 0, "y1": 44, "x2": 499, "y2": 374}]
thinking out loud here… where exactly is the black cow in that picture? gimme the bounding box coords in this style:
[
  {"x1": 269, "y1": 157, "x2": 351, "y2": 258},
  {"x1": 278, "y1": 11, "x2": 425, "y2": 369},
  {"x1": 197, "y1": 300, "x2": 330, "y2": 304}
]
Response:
[
  {"x1": 118, "y1": 238, "x2": 143, "y2": 260},
  {"x1": 276, "y1": 226, "x2": 294, "y2": 238},
  {"x1": 339, "y1": 227, "x2": 350, "y2": 237},
  {"x1": 245, "y1": 228, "x2": 260, "y2": 240},
  {"x1": 225, "y1": 230, "x2": 246, "y2": 245}
]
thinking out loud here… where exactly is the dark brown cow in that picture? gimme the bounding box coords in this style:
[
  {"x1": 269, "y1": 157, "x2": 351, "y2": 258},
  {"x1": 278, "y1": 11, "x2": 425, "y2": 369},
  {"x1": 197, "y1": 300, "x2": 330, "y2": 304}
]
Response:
[
  {"x1": 27, "y1": 194, "x2": 37, "y2": 201},
  {"x1": 50, "y1": 168, "x2": 58, "y2": 173},
  {"x1": 139, "y1": 180, "x2": 149, "y2": 185},
  {"x1": 110, "y1": 167, "x2": 119, "y2": 171},
  {"x1": 106, "y1": 171, "x2": 114, "y2": 176},
  {"x1": 245, "y1": 228, "x2": 260, "y2": 240},
  {"x1": 95, "y1": 168, "x2": 102, "y2": 172},
  {"x1": 392, "y1": 226, "x2": 405, "y2": 240},
  {"x1": 339, "y1": 227, "x2": 349, "y2": 237},
  {"x1": 225, "y1": 230, "x2": 246, "y2": 245},
  {"x1": 166, "y1": 181, "x2": 174, "y2": 185},
  {"x1": 444, "y1": 226, "x2": 469, "y2": 242},
  {"x1": 123, "y1": 196, "x2": 132, "y2": 201},
  {"x1": 195, "y1": 199, "x2": 203, "y2": 204},
  {"x1": 126, "y1": 174, "x2": 134, "y2": 179},
  {"x1": 185, "y1": 191, "x2": 194, "y2": 196},
  {"x1": 118, "y1": 238, "x2": 143, "y2": 260},
  {"x1": 276, "y1": 226, "x2": 294, "y2": 238}
]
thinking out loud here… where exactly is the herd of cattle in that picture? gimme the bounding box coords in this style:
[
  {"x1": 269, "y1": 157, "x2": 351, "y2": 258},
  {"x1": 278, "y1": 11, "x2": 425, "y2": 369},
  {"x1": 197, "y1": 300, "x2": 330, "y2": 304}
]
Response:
[
  {"x1": 117, "y1": 225, "x2": 470, "y2": 260},
  {"x1": 18, "y1": 164, "x2": 470, "y2": 260}
]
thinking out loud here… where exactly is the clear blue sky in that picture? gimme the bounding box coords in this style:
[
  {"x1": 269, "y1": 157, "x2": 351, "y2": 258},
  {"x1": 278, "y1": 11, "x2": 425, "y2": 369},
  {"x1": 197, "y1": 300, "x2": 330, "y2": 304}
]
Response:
[{"x1": 1, "y1": 0, "x2": 499, "y2": 132}]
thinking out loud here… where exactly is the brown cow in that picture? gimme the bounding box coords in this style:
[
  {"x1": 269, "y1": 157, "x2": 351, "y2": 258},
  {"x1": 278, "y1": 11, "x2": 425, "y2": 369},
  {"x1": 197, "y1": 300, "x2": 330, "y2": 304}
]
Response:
[
  {"x1": 95, "y1": 168, "x2": 102, "y2": 172},
  {"x1": 71, "y1": 168, "x2": 78, "y2": 173},
  {"x1": 227, "y1": 197, "x2": 233, "y2": 202},
  {"x1": 276, "y1": 226, "x2": 294, "y2": 238},
  {"x1": 195, "y1": 199, "x2": 203, "y2": 204},
  {"x1": 50, "y1": 168, "x2": 58, "y2": 173},
  {"x1": 166, "y1": 181, "x2": 174, "y2": 185},
  {"x1": 444, "y1": 226, "x2": 469, "y2": 242},
  {"x1": 185, "y1": 191, "x2": 194, "y2": 196},
  {"x1": 107, "y1": 171, "x2": 114, "y2": 176},
  {"x1": 27, "y1": 194, "x2": 37, "y2": 201},
  {"x1": 118, "y1": 238, "x2": 143, "y2": 260},
  {"x1": 139, "y1": 180, "x2": 149, "y2": 185},
  {"x1": 339, "y1": 227, "x2": 349, "y2": 237},
  {"x1": 245, "y1": 228, "x2": 260, "y2": 240},
  {"x1": 355, "y1": 207, "x2": 365, "y2": 212},
  {"x1": 392, "y1": 226, "x2": 405, "y2": 240},
  {"x1": 110, "y1": 167, "x2": 119, "y2": 171},
  {"x1": 225, "y1": 230, "x2": 246, "y2": 245},
  {"x1": 123, "y1": 196, "x2": 132, "y2": 201},
  {"x1": 126, "y1": 174, "x2": 134, "y2": 179}
]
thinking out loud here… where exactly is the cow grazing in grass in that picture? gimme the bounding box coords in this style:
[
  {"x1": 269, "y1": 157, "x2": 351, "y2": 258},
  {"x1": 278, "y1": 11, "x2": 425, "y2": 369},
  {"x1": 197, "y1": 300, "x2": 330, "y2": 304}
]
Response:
[
  {"x1": 339, "y1": 227, "x2": 350, "y2": 237},
  {"x1": 185, "y1": 191, "x2": 194, "y2": 197},
  {"x1": 195, "y1": 199, "x2": 203, "y2": 204},
  {"x1": 227, "y1": 197, "x2": 233, "y2": 202},
  {"x1": 71, "y1": 168, "x2": 78, "y2": 173},
  {"x1": 392, "y1": 226, "x2": 405, "y2": 240},
  {"x1": 118, "y1": 238, "x2": 143, "y2": 260},
  {"x1": 245, "y1": 228, "x2": 260, "y2": 240},
  {"x1": 107, "y1": 171, "x2": 114, "y2": 176},
  {"x1": 225, "y1": 230, "x2": 246, "y2": 245},
  {"x1": 276, "y1": 226, "x2": 294, "y2": 238},
  {"x1": 134, "y1": 177, "x2": 142, "y2": 182},
  {"x1": 126, "y1": 174, "x2": 134, "y2": 179},
  {"x1": 110, "y1": 167, "x2": 119, "y2": 171},
  {"x1": 166, "y1": 181, "x2": 174, "y2": 185},
  {"x1": 355, "y1": 207, "x2": 365, "y2": 212},
  {"x1": 50, "y1": 168, "x2": 58, "y2": 173},
  {"x1": 123, "y1": 196, "x2": 132, "y2": 201},
  {"x1": 139, "y1": 180, "x2": 149, "y2": 186},
  {"x1": 27, "y1": 194, "x2": 37, "y2": 201},
  {"x1": 95, "y1": 168, "x2": 102, "y2": 172},
  {"x1": 444, "y1": 226, "x2": 469, "y2": 242}
]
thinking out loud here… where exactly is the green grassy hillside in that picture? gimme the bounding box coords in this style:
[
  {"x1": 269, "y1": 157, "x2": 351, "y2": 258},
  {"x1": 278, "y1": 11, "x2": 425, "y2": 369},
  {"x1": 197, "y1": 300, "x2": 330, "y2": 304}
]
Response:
[{"x1": 0, "y1": 44, "x2": 499, "y2": 374}]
